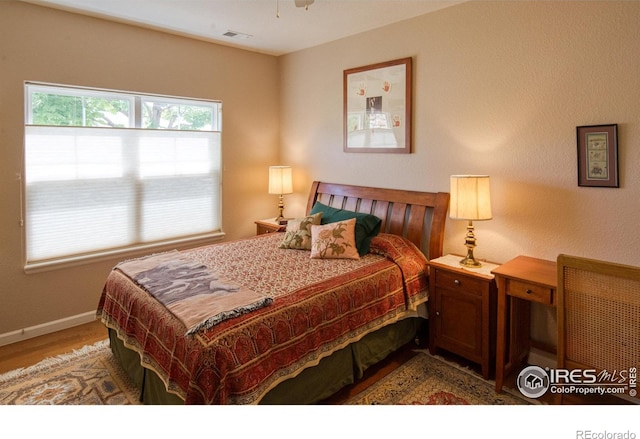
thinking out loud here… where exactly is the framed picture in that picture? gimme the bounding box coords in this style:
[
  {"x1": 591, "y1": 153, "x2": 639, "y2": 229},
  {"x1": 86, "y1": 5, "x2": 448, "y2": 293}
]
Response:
[
  {"x1": 343, "y1": 57, "x2": 412, "y2": 153},
  {"x1": 577, "y1": 124, "x2": 619, "y2": 188}
]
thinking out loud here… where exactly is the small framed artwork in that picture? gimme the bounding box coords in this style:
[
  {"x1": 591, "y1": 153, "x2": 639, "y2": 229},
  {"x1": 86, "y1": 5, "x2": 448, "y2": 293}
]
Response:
[
  {"x1": 577, "y1": 124, "x2": 619, "y2": 188},
  {"x1": 343, "y1": 57, "x2": 412, "y2": 153}
]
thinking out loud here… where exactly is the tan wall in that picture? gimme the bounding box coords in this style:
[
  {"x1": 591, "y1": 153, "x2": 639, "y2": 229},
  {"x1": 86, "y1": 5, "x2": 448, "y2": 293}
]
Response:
[
  {"x1": 2, "y1": 1, "x2": 640, "y2": 345},
  {"x1": 280, "y1": 1, "x2": 640, "y2": 345},
  {"x1": 281, "y1": 0, "x2": 640, "y2": 266},
  {"x1": 0, "y1": 2, "x2": 280, "y2": 335}
]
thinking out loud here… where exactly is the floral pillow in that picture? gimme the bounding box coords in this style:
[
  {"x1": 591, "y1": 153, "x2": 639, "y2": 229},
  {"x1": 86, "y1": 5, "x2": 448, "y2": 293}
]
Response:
[
  {"x1": 279, "y1": 212, "x2": 323, "y2": 250},
  {"x1": 310, "y1": 218, "x2": 360, "y2": 260},
  {"x1": 309, "y1": 202, "x2": 382, "y2": 256}
]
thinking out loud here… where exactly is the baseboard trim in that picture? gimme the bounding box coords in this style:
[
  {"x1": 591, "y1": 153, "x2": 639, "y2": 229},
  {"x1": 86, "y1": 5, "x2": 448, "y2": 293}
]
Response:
[{"x1": 0, "y1": 311, "x2": 97, "y2": 347}]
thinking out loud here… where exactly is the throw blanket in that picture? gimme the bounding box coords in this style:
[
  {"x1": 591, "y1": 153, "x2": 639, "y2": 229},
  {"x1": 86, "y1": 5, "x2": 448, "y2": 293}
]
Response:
[{"x1": 115, "y1": 251, "x2": 273, "y2": 335}]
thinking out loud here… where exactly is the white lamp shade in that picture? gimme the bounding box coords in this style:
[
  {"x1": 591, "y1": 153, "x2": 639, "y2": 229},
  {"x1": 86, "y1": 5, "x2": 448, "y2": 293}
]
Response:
[
  {"x1": 449, "y1": 175, "x2": 492, "y2": 221},
  {"x1": 268, "y1": 166, "x2": 293, "y2": 195}
]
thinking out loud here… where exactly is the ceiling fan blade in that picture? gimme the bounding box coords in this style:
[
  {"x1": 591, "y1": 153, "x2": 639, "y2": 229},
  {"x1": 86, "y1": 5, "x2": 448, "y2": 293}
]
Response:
[{"x1": 294, "y1": 0, "x2": 315, "y2": 8}]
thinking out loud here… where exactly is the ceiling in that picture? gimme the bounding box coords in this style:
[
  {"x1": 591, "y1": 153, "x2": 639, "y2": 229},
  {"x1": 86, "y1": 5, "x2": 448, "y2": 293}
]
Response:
[{"x1": 25, "y1": 0, "x2": 464, "y2": 56}]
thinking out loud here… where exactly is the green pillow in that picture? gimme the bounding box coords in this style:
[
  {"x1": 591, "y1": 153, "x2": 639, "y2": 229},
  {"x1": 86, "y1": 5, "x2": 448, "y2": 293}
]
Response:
[{"x1": 309, "y1": 202, "x2": 382, "y2": 256}]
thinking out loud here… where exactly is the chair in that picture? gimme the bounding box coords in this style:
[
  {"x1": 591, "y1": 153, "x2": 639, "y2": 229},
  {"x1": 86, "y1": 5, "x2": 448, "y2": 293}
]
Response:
[{"x1": 557, "y1": 254, "x2": 640, "y2": 404}]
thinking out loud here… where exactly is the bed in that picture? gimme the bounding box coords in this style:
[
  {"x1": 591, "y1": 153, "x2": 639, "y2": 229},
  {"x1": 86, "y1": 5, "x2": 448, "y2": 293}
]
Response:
[{"x1": 97, "y1": 181, "x2": 450, "y2": 404}]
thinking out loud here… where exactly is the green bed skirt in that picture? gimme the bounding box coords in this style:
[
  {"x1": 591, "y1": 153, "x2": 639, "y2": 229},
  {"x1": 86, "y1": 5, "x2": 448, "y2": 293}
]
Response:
[{"x1": 108, "y1": 317, "x2": 425, "y2": 404}]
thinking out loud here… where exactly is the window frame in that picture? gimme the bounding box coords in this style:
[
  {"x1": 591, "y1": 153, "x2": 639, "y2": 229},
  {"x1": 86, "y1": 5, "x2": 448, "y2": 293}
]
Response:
[{"x1": 22, "y1": 82, "x2": 225, "y2": 273}]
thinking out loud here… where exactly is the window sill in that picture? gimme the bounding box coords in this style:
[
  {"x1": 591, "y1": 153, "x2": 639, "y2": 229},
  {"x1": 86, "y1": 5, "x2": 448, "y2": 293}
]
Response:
[{"x1": 24, "y1": 232, "x2": 226, "y2": 274}]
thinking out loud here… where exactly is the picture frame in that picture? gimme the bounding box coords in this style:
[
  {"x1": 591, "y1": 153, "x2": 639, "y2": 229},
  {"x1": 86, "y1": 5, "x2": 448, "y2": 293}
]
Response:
[
  {"x1": 576, "y1": 124, "x2": 619, "y2": 188},
  {"x1": 343, "y1": 57, "x2": 412, "y2": 153}
]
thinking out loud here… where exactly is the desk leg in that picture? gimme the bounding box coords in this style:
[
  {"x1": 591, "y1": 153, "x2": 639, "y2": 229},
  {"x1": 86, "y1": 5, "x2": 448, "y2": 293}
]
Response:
[
  {"x1": 510, "y1": 298, "x2": 531, "y2": 366},
  {"x1": 495, "y1": 277, "x2": 507, "y2": 393},
  {"x1": 496, "y1": 293, "x2": 532, "y2": 393}
]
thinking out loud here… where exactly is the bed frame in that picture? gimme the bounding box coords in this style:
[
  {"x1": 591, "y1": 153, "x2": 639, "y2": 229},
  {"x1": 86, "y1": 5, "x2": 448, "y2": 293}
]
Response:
[{"x1": 107, "y1": 181, "x2": 450, "y2": 404}]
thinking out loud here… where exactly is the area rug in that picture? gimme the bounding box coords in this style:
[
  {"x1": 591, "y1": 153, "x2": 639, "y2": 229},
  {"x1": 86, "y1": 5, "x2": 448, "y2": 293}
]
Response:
[
  {"x1": 0, "y1": 342, "x2": 530, "y2": 405},
  {"x1": 346, "y1": 351, "x2": 531, "y2": 405},
  {"x1": 0, "y1": 340, "x2": 141, "y2": 405}
]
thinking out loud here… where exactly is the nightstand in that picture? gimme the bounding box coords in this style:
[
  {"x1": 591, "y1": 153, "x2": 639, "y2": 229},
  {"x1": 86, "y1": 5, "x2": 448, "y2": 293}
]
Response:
[
  {"x1": 255, "y1": 218, "x2": 286, "y2": 235},
  {"x1": 491, "y1": 255, "x2": 557, "y2": 393},
  {"x1": 428, "y1": 254, "x2": 499, "y2": 379}
]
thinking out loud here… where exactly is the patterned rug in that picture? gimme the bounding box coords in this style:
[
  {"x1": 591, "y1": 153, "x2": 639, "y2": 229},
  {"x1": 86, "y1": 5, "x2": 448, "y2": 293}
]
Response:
[
  {"x1": 0, "y1": 342, "x2": 529, "y2": 405},
  {"x1": 0, "y1": 340, "x2": 141, "y2": 405},
  {"x1": 346, "y1": 351, "x2": 531, "y2": 405}
]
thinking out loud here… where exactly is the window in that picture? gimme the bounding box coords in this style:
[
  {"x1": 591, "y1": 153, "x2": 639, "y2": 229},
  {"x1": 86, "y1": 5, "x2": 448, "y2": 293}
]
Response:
[{"x1": 23, "y1": 83, "x2": 222, "y2": 270}]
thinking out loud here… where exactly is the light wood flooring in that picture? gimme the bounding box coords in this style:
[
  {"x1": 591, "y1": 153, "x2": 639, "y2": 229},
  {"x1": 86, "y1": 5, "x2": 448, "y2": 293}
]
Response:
[{"x1": 0, "y1": 319, "x2": 108, "y2": 374}]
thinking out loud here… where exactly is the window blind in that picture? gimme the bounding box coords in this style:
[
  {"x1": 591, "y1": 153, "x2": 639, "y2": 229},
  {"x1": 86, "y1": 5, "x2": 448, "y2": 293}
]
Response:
[{"x1": 24, "y1": 125, "x2": 221, "y2": 265}]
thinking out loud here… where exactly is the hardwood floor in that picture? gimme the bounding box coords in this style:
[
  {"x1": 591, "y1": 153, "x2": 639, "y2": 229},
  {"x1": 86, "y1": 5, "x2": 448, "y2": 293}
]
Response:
[{"x1": 0, "y1": 319, "x2": 108, "y2": 374}]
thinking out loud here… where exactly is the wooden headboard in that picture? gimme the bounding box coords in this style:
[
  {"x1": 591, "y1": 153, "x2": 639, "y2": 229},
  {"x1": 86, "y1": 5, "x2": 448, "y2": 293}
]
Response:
[{"x1": 306, "y1": 181, "x2": 450, "y2": 259}]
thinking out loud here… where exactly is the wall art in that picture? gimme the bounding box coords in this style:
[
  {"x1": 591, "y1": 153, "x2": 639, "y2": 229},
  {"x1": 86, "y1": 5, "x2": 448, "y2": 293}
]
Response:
[
  {"x1": 344, "y1": 57, "x2": 412, "y2": 153},
  {"x1": 577, "y1": 124, "x2": 618, "y2": 187}
]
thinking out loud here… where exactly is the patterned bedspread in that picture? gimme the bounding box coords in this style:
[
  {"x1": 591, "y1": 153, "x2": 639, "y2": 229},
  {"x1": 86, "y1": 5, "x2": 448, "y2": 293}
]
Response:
[{"x1": 97, "y1": 232, "x2": 429, "y2": 404}]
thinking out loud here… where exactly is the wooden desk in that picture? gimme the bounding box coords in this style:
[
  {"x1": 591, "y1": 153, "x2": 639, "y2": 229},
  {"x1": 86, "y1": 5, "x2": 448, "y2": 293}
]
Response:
[{"x1": 492, "y1": 256, "x2": 557, "y2": 393}]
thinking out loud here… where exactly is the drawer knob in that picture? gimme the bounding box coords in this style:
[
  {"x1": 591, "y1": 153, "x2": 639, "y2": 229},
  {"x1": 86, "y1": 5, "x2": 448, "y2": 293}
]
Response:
[
  {"x1": 525, "y1": 289, "x2": 533, "y2": 294},
  {"x1": 436, "y1": 311, "x2": 440, "y2": 316},
  {"x1": 454, "y1": 279, "x2": 461, "y2": 285}
]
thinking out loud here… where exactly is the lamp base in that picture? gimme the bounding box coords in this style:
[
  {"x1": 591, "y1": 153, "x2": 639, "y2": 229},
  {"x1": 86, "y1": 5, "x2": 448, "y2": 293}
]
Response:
[
  {"x1": 459, "y1": 253, "x2": 483, "y2": 268},
  {"x1": 274, "y1": 195, "x2": 286, "y2": 224},
  {"x1": 459, "y1": 220, "x2": 482, "y2": 267}
]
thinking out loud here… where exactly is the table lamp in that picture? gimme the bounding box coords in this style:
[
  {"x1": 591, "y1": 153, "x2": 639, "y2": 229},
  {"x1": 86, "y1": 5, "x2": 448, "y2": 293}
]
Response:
[
  {"x1": 268, "y1": 166, "x2": 293, "y2": 223},
  {"x1": 449, "y1": 175, "x2": 492, "y2": 267}
]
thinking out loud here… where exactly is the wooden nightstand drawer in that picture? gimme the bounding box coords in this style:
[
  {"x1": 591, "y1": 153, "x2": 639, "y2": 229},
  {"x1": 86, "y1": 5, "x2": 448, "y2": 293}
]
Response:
[
  {"x1": 255, "y1": 219, "x2": 286, "y2": 235},
  {"x1": 435, "y1": 269, "x2": 486, "y2": 296},
  {"x1": 507, "y1": 279, "x2": 554, "y2": 305}
]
